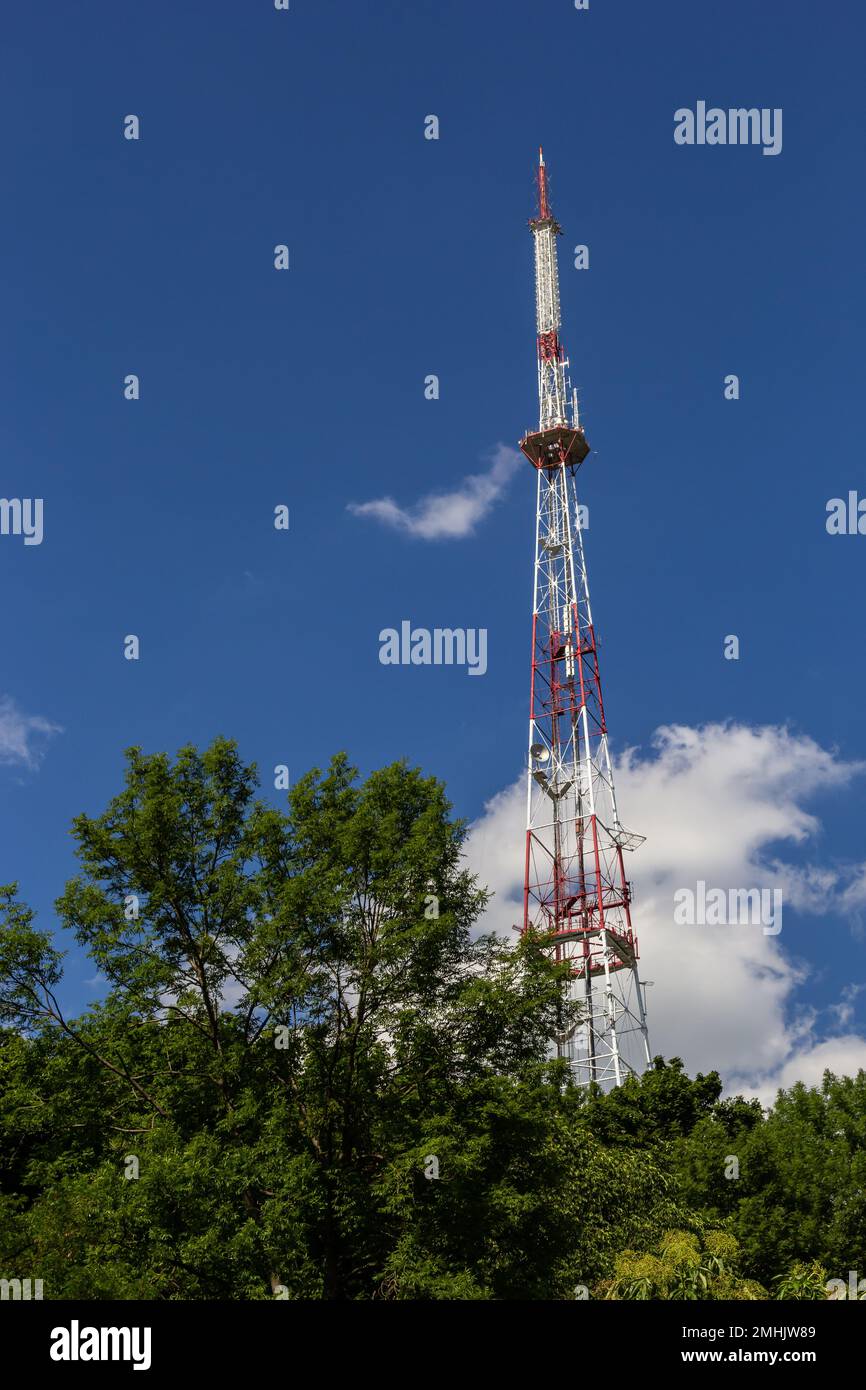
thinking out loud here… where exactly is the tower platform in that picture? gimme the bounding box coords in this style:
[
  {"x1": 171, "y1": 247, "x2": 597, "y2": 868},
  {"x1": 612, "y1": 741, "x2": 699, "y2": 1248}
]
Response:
[{"x1": 520, "y1": 425, "x2": 590, "y2": 471}]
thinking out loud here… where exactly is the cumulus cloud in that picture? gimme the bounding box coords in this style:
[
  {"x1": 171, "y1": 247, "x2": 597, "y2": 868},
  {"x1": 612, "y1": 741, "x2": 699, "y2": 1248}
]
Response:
[
  {"x1": 347, "y1": 444, "x2": 522, "y2": 540},
  {"x1": 465, "y1": 722, "x2": 866, "y2": 1096},
  {"x1": 0, "y1": 694, "x2": 62, "y2": 770},
  {"x1": 734, "y1": 1036, "x2": 866, "y2": 1107}
]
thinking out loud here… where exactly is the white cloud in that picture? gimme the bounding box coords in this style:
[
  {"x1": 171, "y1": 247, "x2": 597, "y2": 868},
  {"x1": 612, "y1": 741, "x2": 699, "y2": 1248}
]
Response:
[
  {"x1": 347, "y1": 444, "x2": 522, "y2": 540},
  {"x1": 826, "y1": 983, "x2": 866, "y2": 1031},
  {"x1": 840, "y1": 865, "x2": 866, "y2": 910},
  {"x1": 734, "y1": 1035, "x2": 866, "y2": 1107},
  {"x1": 465, "y1": 722, "x2": 866, "y2": 1095},
  {"x1": 0, "y1": 694, "x2": 62, "y2": 770}
]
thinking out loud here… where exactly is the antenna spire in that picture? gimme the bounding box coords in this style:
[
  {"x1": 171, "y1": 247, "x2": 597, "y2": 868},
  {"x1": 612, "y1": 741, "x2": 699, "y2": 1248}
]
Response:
[
  {"x1": 527, "y1": 148, "x2": 569, "y2": 434},
  {"x1": 537, "y1": 145, "x2": 551, "y2": 220}
]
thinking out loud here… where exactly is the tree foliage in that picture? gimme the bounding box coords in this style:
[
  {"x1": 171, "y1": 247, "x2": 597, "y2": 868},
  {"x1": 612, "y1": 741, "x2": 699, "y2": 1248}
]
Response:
[
  {"x1": 598, "y1": 1228, "x2": 767, "y2": 1301},
  {"x1": 1, "y1": 740, "x2": 865, "y2": 1300},
  {"x1": 0, "y1": 740, "x2": 685, "y2": 1299}
]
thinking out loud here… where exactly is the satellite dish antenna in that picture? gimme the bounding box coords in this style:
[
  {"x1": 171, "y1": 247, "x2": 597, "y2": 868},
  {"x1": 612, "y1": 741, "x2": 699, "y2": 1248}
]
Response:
[{"x1": 530, "y1": 743, "x2": 549, "y2": 764}]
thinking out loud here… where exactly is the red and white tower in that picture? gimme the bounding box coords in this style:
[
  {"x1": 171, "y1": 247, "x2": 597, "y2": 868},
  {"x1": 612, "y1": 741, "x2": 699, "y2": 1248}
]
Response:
[{"x1": 520, "y1": 149, "x2": 651, "y2": 1088}]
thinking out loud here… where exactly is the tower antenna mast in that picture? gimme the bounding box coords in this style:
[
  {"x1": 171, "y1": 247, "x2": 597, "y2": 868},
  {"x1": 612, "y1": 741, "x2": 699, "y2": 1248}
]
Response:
[{"x1": 519, "y1": 148, "x2": 651, "y2": 1088}]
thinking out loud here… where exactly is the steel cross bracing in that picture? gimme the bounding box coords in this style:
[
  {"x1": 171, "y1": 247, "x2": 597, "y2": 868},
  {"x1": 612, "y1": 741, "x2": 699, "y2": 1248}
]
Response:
[{"x1": 519, "y1": 149, "x2": 651, "y2": 1089}]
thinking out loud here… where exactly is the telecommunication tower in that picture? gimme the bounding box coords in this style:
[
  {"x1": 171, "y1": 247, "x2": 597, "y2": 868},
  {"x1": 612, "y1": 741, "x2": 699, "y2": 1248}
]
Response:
[{"x1": 519, "y1": 149, "x2": 651, "y2": 1088}]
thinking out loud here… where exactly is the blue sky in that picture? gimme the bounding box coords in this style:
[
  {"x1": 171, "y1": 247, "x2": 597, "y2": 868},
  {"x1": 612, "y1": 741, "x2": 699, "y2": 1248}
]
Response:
[{"x1": 2, "y1": 0, "x2": 865, "y2": 1089}]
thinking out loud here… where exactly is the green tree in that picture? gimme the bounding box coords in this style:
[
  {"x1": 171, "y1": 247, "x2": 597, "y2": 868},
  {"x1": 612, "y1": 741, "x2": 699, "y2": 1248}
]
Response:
[
  {"x1": 599, "y1": 1229, "x2": 767, "y2": 1301},
  {"x1": 0, "y1": 739, "x2": 695, "y2": 1299},
  {"x1": 578, "y1": 1056, "x2": 731, "y2": 1146},
  {"x1": 672, "y1": 1071, "x2": 866, "y2": 1285},
  {"x1": 775, "y1": 1261, "x2": 830, "y2": 1300}
]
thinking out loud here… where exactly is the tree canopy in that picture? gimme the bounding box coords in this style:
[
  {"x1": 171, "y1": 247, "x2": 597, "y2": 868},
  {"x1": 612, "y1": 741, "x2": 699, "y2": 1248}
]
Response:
[{"x1": 1, "y1": 739, "x2": 864, "y2": 1299}]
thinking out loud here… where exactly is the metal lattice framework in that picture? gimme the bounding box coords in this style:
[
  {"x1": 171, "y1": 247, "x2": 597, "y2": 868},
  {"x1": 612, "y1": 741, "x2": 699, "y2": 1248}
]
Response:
[{"x1": 519, "y1": 149, "x2": 651, "y2": 1089}]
